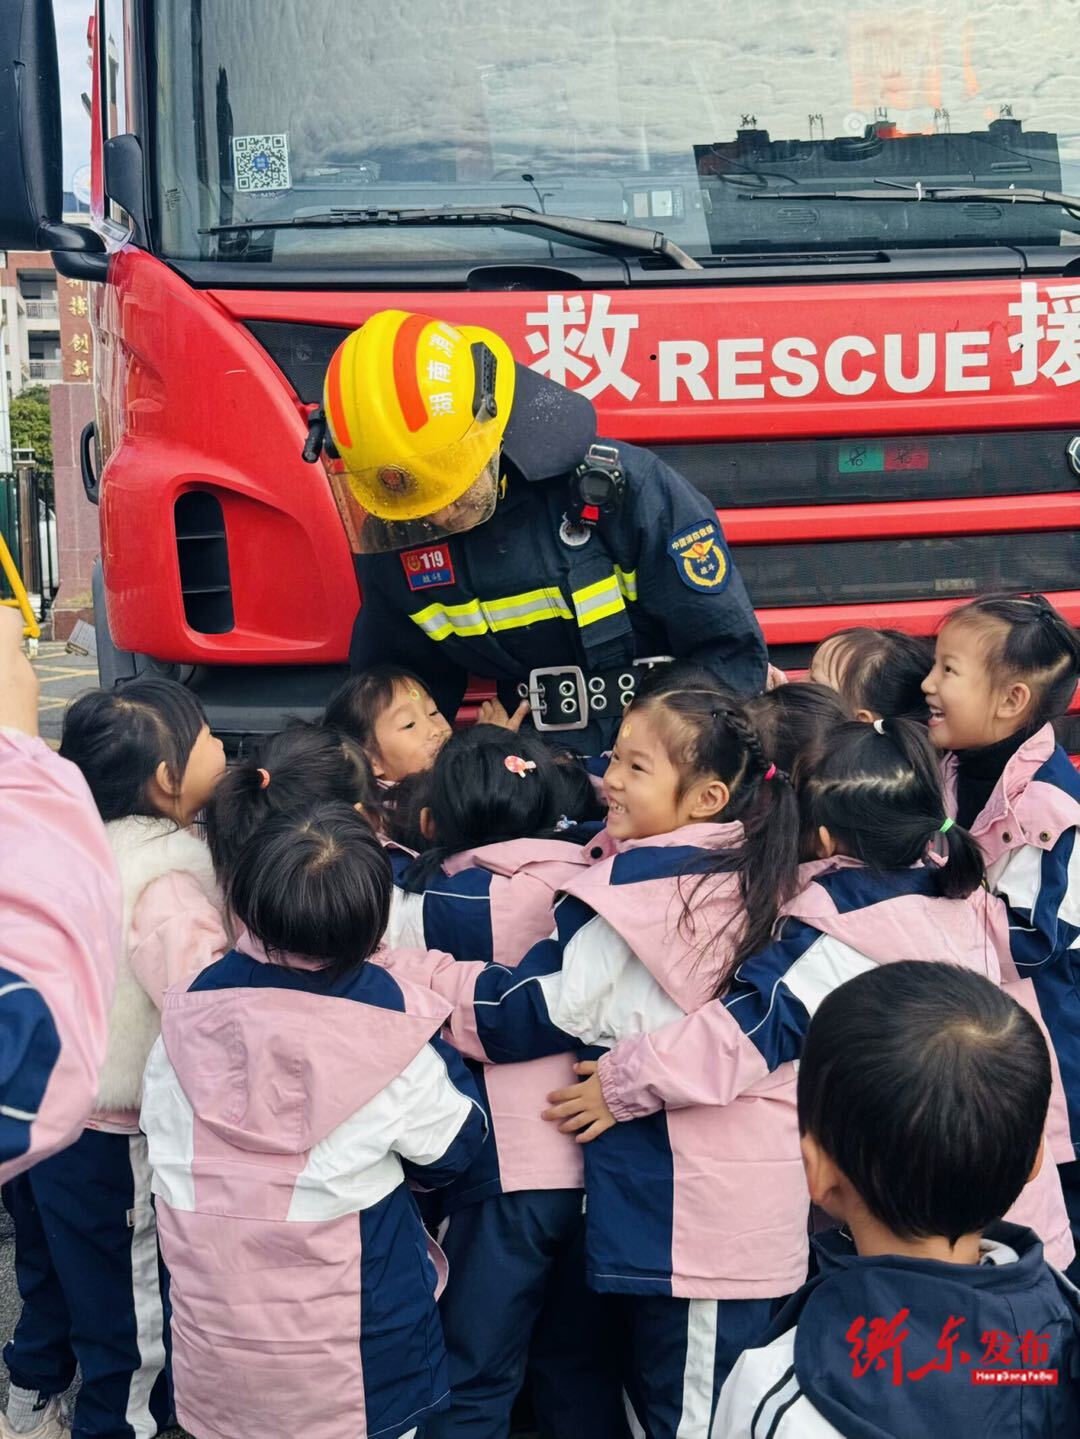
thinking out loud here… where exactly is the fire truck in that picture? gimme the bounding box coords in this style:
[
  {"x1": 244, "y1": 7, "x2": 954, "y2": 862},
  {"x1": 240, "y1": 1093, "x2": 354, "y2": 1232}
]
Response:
[{"x1": 2, "y1": 0, "x2": 1079, "y2": 746}]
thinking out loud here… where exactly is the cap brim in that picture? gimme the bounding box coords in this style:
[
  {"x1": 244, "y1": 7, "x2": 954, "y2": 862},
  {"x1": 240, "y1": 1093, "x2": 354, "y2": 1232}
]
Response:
[{"x1": 501, "y1": 363, "x2": 597, "y2": 482}]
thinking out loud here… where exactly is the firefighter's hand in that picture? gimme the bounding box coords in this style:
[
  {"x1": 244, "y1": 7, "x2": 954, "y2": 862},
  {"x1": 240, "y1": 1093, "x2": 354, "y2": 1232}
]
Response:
[
  {"x1": 0, "y1": 609, "x2": 39, "y2": 737},
  {"x1": 766, "y1": 664, "x2": 788, "y2": 691},
  {"x1": 478, "y1": 697, "x2": 530, "y2": 732},
  {"x1": 543, "y1": 1061, "x2": 615, "y2": 1143}
]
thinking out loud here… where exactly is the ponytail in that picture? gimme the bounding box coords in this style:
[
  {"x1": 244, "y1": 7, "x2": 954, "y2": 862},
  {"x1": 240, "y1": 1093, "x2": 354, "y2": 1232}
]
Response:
[
  {"x1": 801, "y1": 718, "x2": 984, "y2": 900},
  {"x1": 648, "y1": 691, "x2": 801, "y2": 996},
  {"x1": 207, "y1": 721, "x2": 377, "y2": 882}
]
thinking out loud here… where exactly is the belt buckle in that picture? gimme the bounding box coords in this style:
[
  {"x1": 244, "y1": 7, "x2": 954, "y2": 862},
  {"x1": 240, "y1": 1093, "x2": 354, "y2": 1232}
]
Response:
[{"x1": 528, "y1": 666, "x2": 589, "y2": 732}]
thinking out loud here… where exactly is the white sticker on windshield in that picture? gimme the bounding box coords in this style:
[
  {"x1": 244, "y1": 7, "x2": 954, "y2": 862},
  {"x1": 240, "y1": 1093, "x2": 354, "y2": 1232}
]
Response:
[{"x1": 232, "y1": 134, "x2": 291, "y2": 193}]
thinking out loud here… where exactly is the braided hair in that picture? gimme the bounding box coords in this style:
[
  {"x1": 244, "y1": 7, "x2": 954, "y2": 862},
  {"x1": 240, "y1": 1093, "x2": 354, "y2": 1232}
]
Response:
[
  {"x1": 633, "y1": 688, "x2": 801, "y2": 994},
  {"x1": 942, "y1": 593, "x2": 1080, "y2": 730},
  {"x1": 798, "y1": 717, "x2": 984, "y2": 898}
]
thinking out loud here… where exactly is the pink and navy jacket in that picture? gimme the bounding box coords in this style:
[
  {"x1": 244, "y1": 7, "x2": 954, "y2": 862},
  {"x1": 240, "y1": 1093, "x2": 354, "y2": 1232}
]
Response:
[
  {"x1": 944, "y1": 725, "x2": 1080, "y2": 1156},
  {"x1": 140, "y1": 935, "x2": 487, "y2": 1439},
  {"x1": 0, "y1": 730, "x2": 120, "y2": 1182},
  {"x1": 390, "y1": 822, "x2": 808, "y2": 1301},
  {"x1": 385, "y1": 837, "x2": 594, "y2": 1206},
  {"x1": 596, "y1": 857, "x2": 1075, "y2": 1272}
]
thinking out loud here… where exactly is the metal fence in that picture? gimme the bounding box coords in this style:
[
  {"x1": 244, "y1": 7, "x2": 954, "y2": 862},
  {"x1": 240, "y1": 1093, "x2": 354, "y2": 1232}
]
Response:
[{"x1": 0, "y1": 467, "x2": 59, "y2": 622}]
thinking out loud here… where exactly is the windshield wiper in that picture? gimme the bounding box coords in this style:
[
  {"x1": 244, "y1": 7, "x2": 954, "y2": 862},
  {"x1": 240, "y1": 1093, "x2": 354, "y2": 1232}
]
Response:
[
  {"x1": 201, "y1": 204, "x2": 702, "y2": 270},
  {"x1": 748, "y1": 180, "x2": 1080, "y2": 219}
]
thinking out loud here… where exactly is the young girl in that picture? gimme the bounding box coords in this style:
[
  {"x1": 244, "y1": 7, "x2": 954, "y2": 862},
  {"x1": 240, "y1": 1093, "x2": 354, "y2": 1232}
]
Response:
[
  {"x1": 922, "y1": 592, "x2": 1080, "y2": 1265},
  {"x1": 808, "y1": 626, "x2": 933, "y2": 723},
  {"x1": 324, "y1": 665, "x2": 454, "y2": 783},
  {"x1": 206, "y1": 720, "x2": 377, "y2": 878},
  {"x1": 390, "y1": 689, "x2": 803, "y2": 1439},
  {"x1": 140, "y1": 803, "x2": 488, "y2": 1439},
  {"x1": 2, "y1": 679, "x2": 229, "y2": 1439},
  {"x1": 545, "y1": 717, "x2": 1073, "y2": 1275},
  {"x1": 385, "y1": 726, "x2": 621, "y2": 1439}
]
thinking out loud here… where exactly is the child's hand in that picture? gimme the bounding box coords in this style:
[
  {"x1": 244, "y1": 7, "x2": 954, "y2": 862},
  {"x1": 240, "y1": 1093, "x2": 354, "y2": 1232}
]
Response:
[
  {"x1": 0, "y1": 609, "x2": 39, "y2": 737},
  {"x1": 543, "y1": 1061, "x2": 616, "y2": 1143},
  {"x1": 478, "y1": 697, "x2": 530, "y2": 732}
]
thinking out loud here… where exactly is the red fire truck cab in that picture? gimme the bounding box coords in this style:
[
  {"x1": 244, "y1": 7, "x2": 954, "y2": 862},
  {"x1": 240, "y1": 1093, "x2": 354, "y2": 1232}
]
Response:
[{"x1": 2, "y1": 0, "x2": 1079, "y2": 747}]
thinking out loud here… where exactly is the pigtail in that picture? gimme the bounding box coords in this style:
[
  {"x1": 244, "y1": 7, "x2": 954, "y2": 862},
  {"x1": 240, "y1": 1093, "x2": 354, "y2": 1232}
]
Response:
[
  {"x1": 723, "y1": 710, "x2": 801, "y2": 979},
  {"x1": 935, "y1": 820, "x2": 985, "y2": 900}
]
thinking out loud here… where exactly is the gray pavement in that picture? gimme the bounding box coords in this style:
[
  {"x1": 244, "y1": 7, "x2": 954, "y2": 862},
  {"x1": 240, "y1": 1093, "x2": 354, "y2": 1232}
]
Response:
[{"x1": 0, "y1": 646, "x2": 188, "y2": 1434}]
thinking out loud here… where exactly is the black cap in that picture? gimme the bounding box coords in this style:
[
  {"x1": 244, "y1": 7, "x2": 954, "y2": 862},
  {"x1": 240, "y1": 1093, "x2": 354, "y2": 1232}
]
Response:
[{"x1": 501, "y1": 363, "x2": 597, "y2": 482}]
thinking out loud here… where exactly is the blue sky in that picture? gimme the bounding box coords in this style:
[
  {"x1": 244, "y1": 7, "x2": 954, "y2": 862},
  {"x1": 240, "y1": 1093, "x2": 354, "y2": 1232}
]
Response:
[{"x1": 56, "y1": 0, "x2": 92, "y2": 190}]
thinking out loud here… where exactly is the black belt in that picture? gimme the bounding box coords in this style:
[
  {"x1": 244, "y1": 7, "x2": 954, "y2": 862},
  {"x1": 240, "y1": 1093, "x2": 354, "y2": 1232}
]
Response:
[{"x1": 519, "y1": 658, "x2": 673, "y2": 733}]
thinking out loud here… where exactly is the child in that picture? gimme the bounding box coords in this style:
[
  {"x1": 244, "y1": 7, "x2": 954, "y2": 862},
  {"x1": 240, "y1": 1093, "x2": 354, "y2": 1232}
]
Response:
[
  {"x1": 140, "y1": 803, "x2": 488, "y2": 1439},
  {"x1": 545, "y1": 718, "x2": 1073, "y2": 1272},
  {"x1": 744, "y1": 682, "x2": 851, "y2": 769},
  {"x1": 0, "y1": 606, "x2": 121, "y2": 1182},
  {"x1": 384, "y1": 726, "x2": 621, "y2": 1439},
  {"x1": 714, "y1": 962, "x2": 1080, "y2": 1437},
  {"x1": 205, "y1": 720, "x2": 377, "y2": 878},
  {"x1": 922, "y1": 592, "x2": 1080, "y2": 1266},
  {"x1": 809, "y1": 627, "x2": 933, "y2": 723},
  {"x1": 391, "y1": 689, "x2": 804, "y2": 1438},
  {"x1": 324, "y1": 664, "x2": 453, "y2": 783},
  {"x1": 2, "y1": 679, "x2": 229, "y2": 1439}
]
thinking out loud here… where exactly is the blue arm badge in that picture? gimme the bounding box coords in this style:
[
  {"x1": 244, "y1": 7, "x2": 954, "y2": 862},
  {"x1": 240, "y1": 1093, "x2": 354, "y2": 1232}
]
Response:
[{"x1": 668, "y1": 521, "x2": 730, "y2": 591}]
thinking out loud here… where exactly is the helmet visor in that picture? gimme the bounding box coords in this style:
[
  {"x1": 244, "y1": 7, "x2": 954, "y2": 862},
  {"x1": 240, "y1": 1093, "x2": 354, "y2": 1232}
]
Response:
[{"x1": 330, "y1": 454, "x2": 501, "y2": 556}]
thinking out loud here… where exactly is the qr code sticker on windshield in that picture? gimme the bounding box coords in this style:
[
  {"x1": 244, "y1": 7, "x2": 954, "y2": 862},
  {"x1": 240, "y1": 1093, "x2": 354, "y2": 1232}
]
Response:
[{"x1": 232, "y1": 134, "x2": 291, "y2": 193}]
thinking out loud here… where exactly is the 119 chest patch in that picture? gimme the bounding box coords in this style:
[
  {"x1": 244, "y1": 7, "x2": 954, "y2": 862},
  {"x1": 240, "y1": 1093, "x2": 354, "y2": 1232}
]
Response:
[
  {"x1": 668, "y1": 522, "x2": 730, "y2": 591},
  {"x1": 401, "y1": 545, "x2": 456, "y2": 591}
]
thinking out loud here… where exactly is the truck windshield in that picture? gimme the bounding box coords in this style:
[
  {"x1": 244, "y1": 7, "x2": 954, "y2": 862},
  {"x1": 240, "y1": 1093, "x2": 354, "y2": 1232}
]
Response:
[{"x1": 151, "y1": 0, "x2": 1080, "y2": 267}]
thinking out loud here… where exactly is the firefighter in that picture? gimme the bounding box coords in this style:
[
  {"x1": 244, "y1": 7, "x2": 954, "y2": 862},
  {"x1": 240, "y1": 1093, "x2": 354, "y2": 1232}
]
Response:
[{"x1": 321, "y1": 309, "x2": 767, "y2": 749}]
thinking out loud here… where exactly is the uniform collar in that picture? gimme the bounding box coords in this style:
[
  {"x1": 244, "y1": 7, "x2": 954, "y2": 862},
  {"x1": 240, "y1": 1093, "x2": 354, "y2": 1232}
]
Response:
[{"x1": 501, "y1": 363, "x2": 597, "y2": 482}]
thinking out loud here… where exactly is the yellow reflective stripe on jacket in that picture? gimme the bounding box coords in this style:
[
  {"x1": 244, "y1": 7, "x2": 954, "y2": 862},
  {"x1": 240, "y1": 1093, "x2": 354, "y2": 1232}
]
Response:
[
  {"x1": 410, "y1": 587, "x2": 572, "y2": 641},
  {"x1": 410, "y1": 599, "x2": 488, "y2": 641},
  {"x1": 483, "y1": 588, "x2": 573, "y2": 631},
  {"x1": 571, "y1": 574, "x2": 627, "y2": 628},
  {"x1": 615, "y1": 567, "x2": 638, "y2": 602},
  {"x1": 410, "y1": 570, "x2": 638, "y2": 643}
]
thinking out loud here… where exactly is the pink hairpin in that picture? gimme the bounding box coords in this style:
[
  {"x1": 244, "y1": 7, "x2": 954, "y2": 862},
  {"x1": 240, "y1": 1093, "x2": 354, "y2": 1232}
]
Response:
[{"x1": 504, "y1": 754, "x2": 537, "y2": 777}]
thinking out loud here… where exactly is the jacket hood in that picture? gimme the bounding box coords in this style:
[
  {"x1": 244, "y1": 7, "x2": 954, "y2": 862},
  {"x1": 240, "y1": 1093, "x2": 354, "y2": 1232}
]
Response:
[
  {"x1": 561, "y1": 820, "x2": 745, "y2": 1011},
  {"x1": 782, "y1": 858, "x2": 1005, "y2": 975},
  {"x1": 159, "y1": 939, "x2": 452, "y2": 1156},
  {"x1": 441, "y1": 835, "x2": 593, "y2": 880},
  {"x1": 789, "y1": 1224, "x2": 1080, "y2": 1437}
]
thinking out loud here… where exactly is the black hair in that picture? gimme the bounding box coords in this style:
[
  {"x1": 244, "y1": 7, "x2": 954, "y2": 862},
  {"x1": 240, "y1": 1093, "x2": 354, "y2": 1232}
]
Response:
[
  {"x1": 323, "y1": 664, "x2": 440, "y2": 754},
  {"x1": 380, "y1": 768, "x2": 434, "y2": 854},
  {"x1": 60, "y1": 677, "x2": 207, "y2": 822},
  {"x1": 409, "y1": 725, "x2": 566, "y2": 884},
  {"x1": 800, "y1": 718, "x2": 984, "y2": 898},
  {"x1": 635, "y1": 689, "x2": 801, "y2": 992},
  {"x1": 813, "y1": 627, "x2": 934, "y2": 723},
  {"x1": 548, "y1": 746, "x2": 607, "y2": 825},
  {"x1": 798, "y1": 961, "x2": 1051, "y2": 1245},
  {"x1": 228, "y1": 802, "x2": 391, "y2": 984},
  {"x1": 745, "y1": 682, "x2": 851, "y2": 774},
  {"x1": 943, "y1": 592, "x2": 1080, "y2": 729},
  {"x1": 633, "y1": 661, "x2": 730, "y2": 704},
  {"x1": 207, "y1": 721, "x2": 378, "y2": 882}
]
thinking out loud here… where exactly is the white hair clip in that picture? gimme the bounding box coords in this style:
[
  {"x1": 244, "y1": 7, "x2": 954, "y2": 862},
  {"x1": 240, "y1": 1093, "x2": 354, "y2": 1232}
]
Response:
[{"x1": 873, "y1": 718, "x2": 886, "y2": 735}]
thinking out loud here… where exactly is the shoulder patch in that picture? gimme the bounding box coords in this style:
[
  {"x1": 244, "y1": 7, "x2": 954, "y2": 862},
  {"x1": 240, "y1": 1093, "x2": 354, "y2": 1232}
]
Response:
[
  {"x1": 668, "y1": 521, "x2": 730, "y2": 591},
  {"x1": 400, "y1": 544, "x2": 455, "y2": 591}
]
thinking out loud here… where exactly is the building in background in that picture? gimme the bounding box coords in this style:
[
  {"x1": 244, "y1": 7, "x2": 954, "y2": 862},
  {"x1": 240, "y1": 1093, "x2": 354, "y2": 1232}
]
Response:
[{"x1": 0, "y1": 195, "x2": 96, "y2": 405}]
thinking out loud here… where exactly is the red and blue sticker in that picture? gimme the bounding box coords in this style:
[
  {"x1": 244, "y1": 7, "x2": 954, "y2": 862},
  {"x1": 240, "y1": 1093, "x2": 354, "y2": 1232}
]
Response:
[{"x1": 401, "y1": 544, "x2": 456, "y2": 591}]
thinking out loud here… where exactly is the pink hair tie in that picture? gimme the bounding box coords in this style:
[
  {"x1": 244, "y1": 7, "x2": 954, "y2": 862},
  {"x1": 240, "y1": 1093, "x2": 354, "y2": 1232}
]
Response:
[
  {"x1": 763, "y1": 763, "x2": 777, "y2": 782},
  {"x1": 257, "y1": 767, "x2": 271, "y2": 789},
  {"x1": 505, "y1": 755, "x2": 537, "y2": 777}
]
